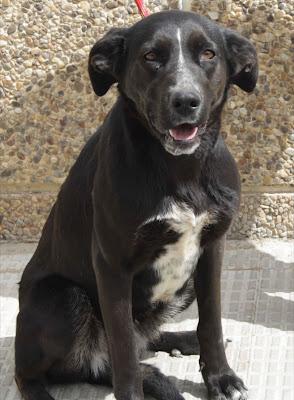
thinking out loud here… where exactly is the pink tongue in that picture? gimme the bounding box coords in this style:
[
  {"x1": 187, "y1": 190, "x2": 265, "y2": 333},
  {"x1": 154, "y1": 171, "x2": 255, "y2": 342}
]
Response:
[{"x1": 169, "y1": 125, "x2": 198, "y2": 141}]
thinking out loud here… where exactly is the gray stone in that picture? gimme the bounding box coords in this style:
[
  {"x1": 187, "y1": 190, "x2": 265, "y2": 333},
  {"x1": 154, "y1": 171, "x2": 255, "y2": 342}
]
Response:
[
  {"x1": 207, "y1": 11, "x2": 219, "y2": 20},
  {"x1": 285, "y1": 147, "x2": 294, "y2": 157},
  {"x1": 7, "y1": 24, "x2": 16, "y2": 34}
]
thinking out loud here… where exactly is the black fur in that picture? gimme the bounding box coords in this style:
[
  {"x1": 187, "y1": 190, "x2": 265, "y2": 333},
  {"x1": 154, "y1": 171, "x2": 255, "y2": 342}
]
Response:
[{"x1": 15, "y1": 10, "x2": 257, "y2": 400}]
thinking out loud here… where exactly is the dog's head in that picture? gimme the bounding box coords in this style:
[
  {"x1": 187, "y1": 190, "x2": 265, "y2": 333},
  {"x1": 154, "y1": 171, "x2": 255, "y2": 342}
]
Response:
[{"x1": 89, "y1": 11, "x2": 258, "y2": 156}]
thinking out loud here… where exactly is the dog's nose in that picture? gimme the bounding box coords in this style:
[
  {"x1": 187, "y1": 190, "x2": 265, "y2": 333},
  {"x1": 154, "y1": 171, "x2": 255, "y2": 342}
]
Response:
[{"x1": 171, "y1": 91, "x2": 201, "y2": 116}]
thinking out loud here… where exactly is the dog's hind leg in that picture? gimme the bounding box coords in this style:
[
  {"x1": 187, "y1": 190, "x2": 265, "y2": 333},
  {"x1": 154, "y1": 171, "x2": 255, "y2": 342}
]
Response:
[
  {"x1": 15, "y1": 377, "x2": 54, "y2": 400},
  {"x1": 148, "y1": 331, "x2": 200, "y2": 355},
  {"x1": 15, "y1": 276, "x2": 107, "y2": 400},
  {"x1": 88, "y1": 363, "x2": 184, "y2": 400},
  {"x1": 15, "y1": 326, "x2": 68, "y2": 400},
  {"x1": 141, "y1": 364, "x2": 184, "y2": 400}
]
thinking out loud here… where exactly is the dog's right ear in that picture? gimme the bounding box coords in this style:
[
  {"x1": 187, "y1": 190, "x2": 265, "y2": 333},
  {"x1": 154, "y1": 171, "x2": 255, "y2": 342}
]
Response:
[{"x1": 88, "y1": 28, "x2": 128, "y2": 96}]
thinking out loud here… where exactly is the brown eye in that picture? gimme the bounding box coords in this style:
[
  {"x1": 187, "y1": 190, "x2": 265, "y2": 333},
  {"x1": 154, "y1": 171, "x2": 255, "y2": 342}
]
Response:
[
  {"x1": 144, "y1": 51, "x2": 157, "y2": 62},
  {"x1": 200, "y1": 49, "x2": 215, "y2": 61}
]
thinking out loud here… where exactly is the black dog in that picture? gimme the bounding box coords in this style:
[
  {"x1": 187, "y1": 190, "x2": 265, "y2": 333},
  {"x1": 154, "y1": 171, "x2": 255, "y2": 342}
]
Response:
[{"x1": 15, "y1": 10, "x2": 258, "y2": 400}]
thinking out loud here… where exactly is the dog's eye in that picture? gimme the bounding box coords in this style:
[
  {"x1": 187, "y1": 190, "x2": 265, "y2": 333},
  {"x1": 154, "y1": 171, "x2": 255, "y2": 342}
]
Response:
[
  {"x1": 200, "y1": 50, "x2": 215, "y2": 61},
  {"x1": 144, "y1": 51, "x2": 157, "y2": 62}
]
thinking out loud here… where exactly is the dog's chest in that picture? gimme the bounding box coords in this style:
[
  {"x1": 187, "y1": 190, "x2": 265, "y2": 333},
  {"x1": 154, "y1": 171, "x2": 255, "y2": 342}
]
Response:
[{"x1": 141, "y1": 203, "x2": 210, "y2": 303}]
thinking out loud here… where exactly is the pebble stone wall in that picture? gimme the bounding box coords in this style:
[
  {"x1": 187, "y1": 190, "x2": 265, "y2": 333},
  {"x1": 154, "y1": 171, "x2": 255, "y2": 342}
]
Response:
[{"x1": 0, "y1": 0, "x2": 293, "y2": 241}]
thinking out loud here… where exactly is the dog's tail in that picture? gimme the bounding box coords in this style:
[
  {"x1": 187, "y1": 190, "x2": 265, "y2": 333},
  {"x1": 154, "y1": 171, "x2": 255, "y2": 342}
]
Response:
[{"x1": 15, "y1": 375, "x2": 54, "y2": 400}]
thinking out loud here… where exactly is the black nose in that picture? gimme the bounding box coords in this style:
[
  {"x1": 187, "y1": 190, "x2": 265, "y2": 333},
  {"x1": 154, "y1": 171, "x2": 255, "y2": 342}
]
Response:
[{"x1": 171, "y1": 91, "x2": 201, "y2": 116}]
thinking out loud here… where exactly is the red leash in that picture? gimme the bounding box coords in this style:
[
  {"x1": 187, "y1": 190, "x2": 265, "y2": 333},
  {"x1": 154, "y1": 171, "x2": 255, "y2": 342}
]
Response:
[{"x1": 135, "y1": 0, "x2": 150, "y2": 17}]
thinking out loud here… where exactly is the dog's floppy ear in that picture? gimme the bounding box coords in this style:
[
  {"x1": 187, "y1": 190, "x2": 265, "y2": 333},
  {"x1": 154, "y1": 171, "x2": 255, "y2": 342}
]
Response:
[
  {"x1": 223, "y1": 28, "x2": 258, "y2": 92},
  {"x1": 88, "y1": 28, "x2": 128, "y2": 96}
]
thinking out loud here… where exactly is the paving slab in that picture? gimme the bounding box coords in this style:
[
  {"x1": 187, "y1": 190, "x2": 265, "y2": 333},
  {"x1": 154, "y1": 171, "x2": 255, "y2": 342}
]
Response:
[{"x1": 0, "y1": 240, "x2": 293, "y2": 400}]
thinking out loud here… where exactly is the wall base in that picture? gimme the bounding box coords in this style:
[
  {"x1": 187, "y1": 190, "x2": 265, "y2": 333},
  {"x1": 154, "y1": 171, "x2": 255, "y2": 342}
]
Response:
[{"x1": 1, "y1": 192, "x2": 293, "y2": 241}]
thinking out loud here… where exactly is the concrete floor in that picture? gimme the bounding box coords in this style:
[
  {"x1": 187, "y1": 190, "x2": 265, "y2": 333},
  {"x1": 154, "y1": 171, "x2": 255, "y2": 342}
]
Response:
[{"x1": 0, "y1": 240, "x2": 293, "y2": 400}]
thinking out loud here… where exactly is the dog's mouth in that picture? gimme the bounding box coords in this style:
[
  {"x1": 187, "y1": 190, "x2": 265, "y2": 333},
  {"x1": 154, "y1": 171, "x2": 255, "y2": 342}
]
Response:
[
  {"x1": 168, "y1": 124, "x2": 199, "y2": 142},
  {"x1": 148, "y1": 112, "x2": 207, "y2": 155}
]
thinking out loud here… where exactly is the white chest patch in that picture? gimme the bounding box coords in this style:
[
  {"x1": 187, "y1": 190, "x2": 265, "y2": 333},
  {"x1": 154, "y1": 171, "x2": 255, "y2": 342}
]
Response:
[{"x1": 145, "y1": 203, "x2": 210, "y2": 303}]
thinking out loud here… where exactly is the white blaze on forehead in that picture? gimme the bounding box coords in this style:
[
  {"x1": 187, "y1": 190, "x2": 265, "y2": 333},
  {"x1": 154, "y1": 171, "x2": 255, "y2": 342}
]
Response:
[
  {"x1": 177, "y1": 28, "x2": 185, "y2": 68},
  {"x1": 175, "y1": 28, "x2": 196, "y2": 89}
]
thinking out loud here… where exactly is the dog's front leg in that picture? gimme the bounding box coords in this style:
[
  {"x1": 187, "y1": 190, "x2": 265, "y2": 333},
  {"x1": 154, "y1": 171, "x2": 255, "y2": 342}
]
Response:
[
  {"x1": 93, "y1": 252, "x2": 143, "y2": 400},
  {"x1": 194, "y1": 238, "x2": 248, "y2": 400}
]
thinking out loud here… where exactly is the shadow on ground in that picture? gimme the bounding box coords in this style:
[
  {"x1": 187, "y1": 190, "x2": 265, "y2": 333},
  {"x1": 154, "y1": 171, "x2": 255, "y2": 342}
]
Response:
[
  {"x1": 1, "y1": 240, "x2": 293, "y2": 331},
  {"x1": 0, "y1": 239, "x2": 293, "y2": 400}
]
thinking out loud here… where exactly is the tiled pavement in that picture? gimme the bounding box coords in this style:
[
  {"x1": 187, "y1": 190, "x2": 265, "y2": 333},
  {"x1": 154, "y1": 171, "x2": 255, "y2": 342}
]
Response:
[{"x1": 0, "y1": 240, "x2": 293, "y2": 400}]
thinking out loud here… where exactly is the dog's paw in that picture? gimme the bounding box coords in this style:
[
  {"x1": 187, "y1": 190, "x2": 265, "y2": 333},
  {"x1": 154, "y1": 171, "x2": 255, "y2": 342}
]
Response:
[{"x1": 206, "y1": 369, "x2": 248, "y2": 400}]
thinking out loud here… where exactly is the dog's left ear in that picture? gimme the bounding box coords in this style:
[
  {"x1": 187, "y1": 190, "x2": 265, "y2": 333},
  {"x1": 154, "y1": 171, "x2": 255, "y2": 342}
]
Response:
[
  {"x1": 223, "y1": 28, "x2": 258, "y2": 92},
  {"x1": 88, "y1": 28, "x2": 129, "y2": 96}
]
